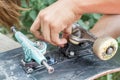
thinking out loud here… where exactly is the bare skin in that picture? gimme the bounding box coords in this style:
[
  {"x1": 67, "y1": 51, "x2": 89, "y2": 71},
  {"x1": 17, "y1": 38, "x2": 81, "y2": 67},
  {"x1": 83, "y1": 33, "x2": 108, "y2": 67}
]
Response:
[
  {"x1": 90, "y1": 15, "x2": 120, "y2": 38},
  {"x1": 30, "y1": 0, "x2": 120, "y2": 46}
]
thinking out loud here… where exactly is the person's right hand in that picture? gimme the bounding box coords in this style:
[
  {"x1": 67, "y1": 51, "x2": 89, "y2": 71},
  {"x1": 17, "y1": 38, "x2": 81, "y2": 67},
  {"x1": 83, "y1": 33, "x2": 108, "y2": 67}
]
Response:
[{"x1": 30, "y1": 0, "x2": 82, "y2": 47}]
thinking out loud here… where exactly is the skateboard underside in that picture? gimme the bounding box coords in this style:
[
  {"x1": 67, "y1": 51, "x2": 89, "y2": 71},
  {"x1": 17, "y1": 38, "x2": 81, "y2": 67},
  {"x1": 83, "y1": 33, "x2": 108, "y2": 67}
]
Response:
[{"x1": 0, "y1": 46, "x2": 120, "y2": 80}]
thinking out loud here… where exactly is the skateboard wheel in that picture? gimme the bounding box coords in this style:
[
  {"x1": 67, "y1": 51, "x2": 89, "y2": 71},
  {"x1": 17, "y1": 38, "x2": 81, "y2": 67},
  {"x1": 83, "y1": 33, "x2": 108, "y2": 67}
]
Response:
[
  {"x1": 35, "y1": 41, "x2": 47, "y2": 55},
  {"x1": 93, "y1": 36, "x2": 118, "y2": 60},
  {"x1": 69, "y1": 27, "x2": 82, "y2": 45},
  {"x1": 69, "y1": 38, "x2": 80, "y2": 45}
]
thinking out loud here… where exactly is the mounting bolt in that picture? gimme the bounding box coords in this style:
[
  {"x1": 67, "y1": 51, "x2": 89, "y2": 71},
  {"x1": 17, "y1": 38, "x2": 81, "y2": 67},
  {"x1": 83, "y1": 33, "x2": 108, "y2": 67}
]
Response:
[{"x1": 70, "y1": 51, "x2": 75, "y2": 56}]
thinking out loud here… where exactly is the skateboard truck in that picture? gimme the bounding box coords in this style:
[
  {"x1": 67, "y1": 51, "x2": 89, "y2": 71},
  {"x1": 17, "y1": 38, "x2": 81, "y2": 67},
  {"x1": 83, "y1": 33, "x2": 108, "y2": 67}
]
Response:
[
  {"x1": 11, "y1": 27, "x2": 54, "y2": 74},
  {"x1": 11, "y1": 22, "x2": 118, "y2": 74},
  {"x1": 61, "y1": 23, "x2": 118, "y2": 60}
]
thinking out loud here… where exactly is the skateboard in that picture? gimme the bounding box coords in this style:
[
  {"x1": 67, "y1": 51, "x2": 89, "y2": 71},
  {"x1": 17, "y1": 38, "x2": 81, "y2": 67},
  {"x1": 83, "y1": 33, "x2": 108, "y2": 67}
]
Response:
[
  {"x1": 0, "y1": 23, "x2": 119, "y2": 80},
  {"x1": 0, "y1": 45, "x2": 120, "y2": 80}
]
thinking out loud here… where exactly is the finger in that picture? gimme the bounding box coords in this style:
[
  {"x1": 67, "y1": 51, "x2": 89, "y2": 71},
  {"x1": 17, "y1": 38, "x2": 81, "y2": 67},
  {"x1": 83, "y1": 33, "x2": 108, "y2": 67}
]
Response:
[
  {"x1": 63, "y1": 26, "x2": 72, "y2": 39},
  {"x1": 41, "y1": 19, "x2": 56, "y2": 45},
  {"x1": 30, "y1": 14, "x2": 40, "y2": 33},
  {"x1": 30, "y1": 13, "x2": 43, "y2": 40},
  {"x1": 50, "y1": 27, "x2": 67, "y2": 46},
  {"x1": 33, "y1": 31, "x2": 44, "y2": 40}
]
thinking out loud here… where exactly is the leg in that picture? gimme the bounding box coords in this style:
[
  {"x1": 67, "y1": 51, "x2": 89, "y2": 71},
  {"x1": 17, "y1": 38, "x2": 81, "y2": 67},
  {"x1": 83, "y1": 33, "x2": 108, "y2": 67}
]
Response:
[{"x1": 90, "y1": 15, "x2": 120, "y2": 39}]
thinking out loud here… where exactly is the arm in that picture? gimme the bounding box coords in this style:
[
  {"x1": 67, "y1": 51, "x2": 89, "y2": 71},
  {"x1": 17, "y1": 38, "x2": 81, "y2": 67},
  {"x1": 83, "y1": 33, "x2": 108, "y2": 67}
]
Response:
[
  {"x1": 90, "y1": 15, "x2": 120, "y2": 38},
  {"x1": 72, "y1": 0, "x2": 120, "y2": 14}
]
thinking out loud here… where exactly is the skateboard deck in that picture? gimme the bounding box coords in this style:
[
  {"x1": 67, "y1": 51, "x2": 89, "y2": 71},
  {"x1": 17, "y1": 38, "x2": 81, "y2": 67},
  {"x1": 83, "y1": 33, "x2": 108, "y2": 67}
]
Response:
[{"x1": 0, "y1": 46, "x2": 120, "y2": 80}]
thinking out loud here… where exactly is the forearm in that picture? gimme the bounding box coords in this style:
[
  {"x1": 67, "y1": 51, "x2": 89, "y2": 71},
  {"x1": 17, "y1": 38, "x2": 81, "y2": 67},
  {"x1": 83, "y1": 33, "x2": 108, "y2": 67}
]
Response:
[
  {"x1": 90, "y1": 15, "x2": 120, "y2": 39},
  {"x1": 71, "y1": 0, "x2": 120, "y2": 14}
]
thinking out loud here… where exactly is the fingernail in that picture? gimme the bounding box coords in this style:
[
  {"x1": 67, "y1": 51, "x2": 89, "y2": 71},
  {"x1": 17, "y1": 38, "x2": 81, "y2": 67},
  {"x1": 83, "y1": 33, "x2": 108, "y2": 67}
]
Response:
[{"x1": 58, "y1": 39, "x2": 67, "y2": 47}]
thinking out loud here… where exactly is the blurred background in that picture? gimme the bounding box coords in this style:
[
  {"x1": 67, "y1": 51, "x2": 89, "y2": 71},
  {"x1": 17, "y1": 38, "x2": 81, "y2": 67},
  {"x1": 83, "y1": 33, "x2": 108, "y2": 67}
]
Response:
[{"x1": 0, "y1": 0, "x2": 120, "y2": 80}]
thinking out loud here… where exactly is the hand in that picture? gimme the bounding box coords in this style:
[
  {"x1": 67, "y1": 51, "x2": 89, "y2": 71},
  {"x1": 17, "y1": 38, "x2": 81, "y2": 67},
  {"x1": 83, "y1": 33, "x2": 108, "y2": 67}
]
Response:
[{"x1": 30, "y1": 0, "x2": 81, "y2": 46}]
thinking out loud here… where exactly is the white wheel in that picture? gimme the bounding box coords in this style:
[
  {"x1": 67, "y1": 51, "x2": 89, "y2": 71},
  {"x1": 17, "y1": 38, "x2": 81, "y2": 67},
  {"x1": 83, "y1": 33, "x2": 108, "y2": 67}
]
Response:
[
  {"x1": 93, "y1": 36, "x2": 118, "y2": 60},
  {"x1": 69, "y1": 38, "x2": 80, "y2": 45}
]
